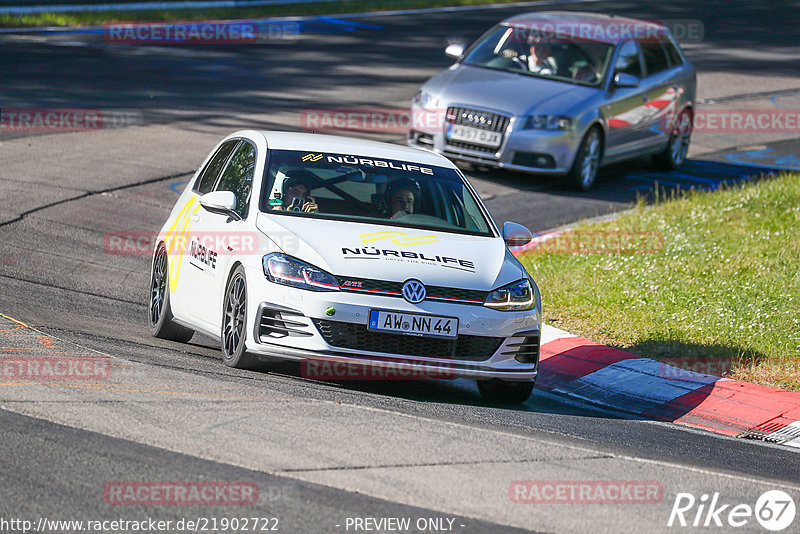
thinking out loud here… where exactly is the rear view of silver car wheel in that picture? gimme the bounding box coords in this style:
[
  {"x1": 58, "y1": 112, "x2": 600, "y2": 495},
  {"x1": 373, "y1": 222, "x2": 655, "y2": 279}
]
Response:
[
  {"x1": 565, "y1": 127, "x2": 602, "y2": 191},
  {"x1": 654, "y1": 109, "x2": 692, "y2": 170},
  {"x1": 477, "y1": 379, "x2": 535, "y2": 404},
  {"x1": 149, "y1": 244, "x2": 194, "y2": 343}
]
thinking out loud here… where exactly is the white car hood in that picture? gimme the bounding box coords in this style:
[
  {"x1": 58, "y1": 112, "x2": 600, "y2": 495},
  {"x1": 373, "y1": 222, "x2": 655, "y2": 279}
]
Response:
[{"x1": 256, "y1": 213, "x2": 524, "y2": 291}]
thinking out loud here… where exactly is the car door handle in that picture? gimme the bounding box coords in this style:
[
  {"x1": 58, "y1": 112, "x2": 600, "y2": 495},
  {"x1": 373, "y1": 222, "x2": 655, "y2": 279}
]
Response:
[{"x1": 190, "y1": 214, "x2": 200, "y2": 222}]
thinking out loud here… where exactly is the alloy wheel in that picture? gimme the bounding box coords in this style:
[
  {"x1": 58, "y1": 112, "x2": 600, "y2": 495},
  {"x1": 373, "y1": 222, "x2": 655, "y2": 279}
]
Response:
[
  {"x1": 223, "y1": 274, "x2": 246, "y2": 358},
  {"x1": 149, "y1": 247, "x2": 167, "y2": 327},
  {"x1": 670, "y1": 112, "x2": 692, "y2": 166}
]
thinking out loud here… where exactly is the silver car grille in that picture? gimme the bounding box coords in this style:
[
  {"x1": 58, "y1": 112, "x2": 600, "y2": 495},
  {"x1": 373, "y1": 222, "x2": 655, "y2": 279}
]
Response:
[{"x1": 445, "y1": 106, "x2": 510, "y2": 155}]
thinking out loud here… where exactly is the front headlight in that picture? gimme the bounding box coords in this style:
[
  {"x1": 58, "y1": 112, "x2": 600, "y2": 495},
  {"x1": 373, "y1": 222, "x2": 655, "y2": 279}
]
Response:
[
  {"x1": 523, "y1": 115, "x2": 571, "y2": 130},
  {"x1": 484, "y1": 279, "x2": 535, "y2": 311},
  {"x1": 413, "y1": 90, "x2": 441, "y2": 111},
  {"x1": 262, "y1": 253, "x2": 339, "y2": 292}
]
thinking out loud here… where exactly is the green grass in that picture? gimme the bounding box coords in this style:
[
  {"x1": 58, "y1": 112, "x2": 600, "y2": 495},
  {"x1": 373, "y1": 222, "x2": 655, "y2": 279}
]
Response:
[
  {"x1": 519, "y1": 173, "x2": 800, "y2": 391},
  {"x1": 0, "y1": 0, "x2": 529, "y2": 28}
]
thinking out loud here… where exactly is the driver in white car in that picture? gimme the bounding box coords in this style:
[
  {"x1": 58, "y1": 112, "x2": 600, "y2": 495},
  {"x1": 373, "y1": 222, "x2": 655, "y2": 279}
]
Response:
[
  {"x1": 385, "y1": 178, "x2": 421, "y2": 219},
  {"x1": 274, "y1": 171, "x2": 319, "y2": 213}
]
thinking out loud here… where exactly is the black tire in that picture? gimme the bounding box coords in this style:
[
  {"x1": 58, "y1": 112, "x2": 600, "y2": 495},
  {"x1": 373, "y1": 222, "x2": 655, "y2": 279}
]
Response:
[
  {"x1": 564, "y1": 126, "x2": 603, "y2": 191},
  {"x1": 149, "y1": 244, "x2": 194, "y2": 343},
  {"x1": 221, "y1": 265, "x2": 262, "y2": 369},
  {"x1": 653, "y1": 109, "x2": 692, "y2": 170},
  {"x1": 477, "y1": 379, "x2": 535, "y2": 404}
]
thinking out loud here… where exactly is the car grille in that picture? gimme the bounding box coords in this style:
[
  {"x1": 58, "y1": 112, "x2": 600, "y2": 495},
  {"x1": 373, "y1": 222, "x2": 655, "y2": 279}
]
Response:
[
  {"x1": 408, "y1": 130, "x2": 434, "y2": 147},
  {"x1": 445, "y1": 140, "x2": 498, "y2": 154},
  {"x1": 336, "y1": 276, "x2": 487, "y2": 305},
  {"x1": 445, "y1": 106, "x2": 511, "y2": 155},
  {"x1": 312, "y1": 319, "x2": 504, "y2": 361}
]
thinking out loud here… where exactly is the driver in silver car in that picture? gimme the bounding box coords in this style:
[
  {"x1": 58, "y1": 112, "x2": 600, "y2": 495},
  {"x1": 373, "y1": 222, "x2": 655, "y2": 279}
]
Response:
[
  {"x1": 525, "y1": 36, "x2": 559, "y2": 74},
  {"x1": 504, "y1": 36, "x2": 558, "y2": 75}
]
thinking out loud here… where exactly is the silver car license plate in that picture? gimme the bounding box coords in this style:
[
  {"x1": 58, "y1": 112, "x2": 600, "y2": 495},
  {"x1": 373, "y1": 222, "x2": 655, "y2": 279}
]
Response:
[
  {"x1": 368, "y1": 310, "x2": 458, "y2": 339},
  {"x1": 447, "y1": 124, "x2": 502, "y2": 148}
]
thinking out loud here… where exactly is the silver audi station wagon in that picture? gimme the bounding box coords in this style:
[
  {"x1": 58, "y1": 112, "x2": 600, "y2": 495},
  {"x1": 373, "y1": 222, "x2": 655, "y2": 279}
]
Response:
[{"x1": 409, "y1": 12, "x2": 696, "y2": 190}]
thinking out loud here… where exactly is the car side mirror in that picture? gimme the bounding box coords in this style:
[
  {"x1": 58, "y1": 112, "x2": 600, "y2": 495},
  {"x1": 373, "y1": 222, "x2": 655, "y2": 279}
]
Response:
[
  {"x1": 445, "y1": 43, "x2": 465, "y2": 59},
  {"x1": 613, "y1": 72, "x2": 640, "y2": 88},
  {"x1": 200, "y1": 190, "x2": 240, "y2": 219},
  {"x1": 502, "y1": 221, "x2": 533, "y2": 247}
]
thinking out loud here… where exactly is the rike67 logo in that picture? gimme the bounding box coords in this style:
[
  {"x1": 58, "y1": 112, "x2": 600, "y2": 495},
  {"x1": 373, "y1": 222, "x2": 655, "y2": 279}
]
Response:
[{"x1": 668, "y1": 490, "x2": 796, "y2": 531}]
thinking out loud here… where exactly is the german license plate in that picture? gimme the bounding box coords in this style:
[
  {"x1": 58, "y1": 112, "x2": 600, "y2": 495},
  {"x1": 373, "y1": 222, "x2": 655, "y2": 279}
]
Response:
[
  {"x1": 368, "y1": 310, "x2": 458, "y2": 339},
  {"x1": 447, "y1": 124, "x2": 502, "y2": 148}
]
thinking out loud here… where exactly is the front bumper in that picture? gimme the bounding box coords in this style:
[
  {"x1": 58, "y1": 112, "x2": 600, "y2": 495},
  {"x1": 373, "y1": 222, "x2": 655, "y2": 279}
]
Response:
[
  {"x1": 244, "y1": 266, "x2": 540, "y2": 381},
  {"x1": 408, "y1": 103, "x2": 580, "y2": 175}
]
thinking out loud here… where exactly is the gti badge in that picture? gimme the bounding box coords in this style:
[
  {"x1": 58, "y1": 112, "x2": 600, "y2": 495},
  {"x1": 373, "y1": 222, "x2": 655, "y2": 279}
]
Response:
[{"x1": 402, "y1": 279, "x2": 426, "y2": 303}]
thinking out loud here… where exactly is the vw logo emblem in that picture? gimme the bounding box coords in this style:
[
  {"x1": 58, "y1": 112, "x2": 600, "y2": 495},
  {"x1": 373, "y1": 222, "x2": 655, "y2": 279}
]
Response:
[{"x1": 402, "y1": 279, "x2": 427, "y2": 303}]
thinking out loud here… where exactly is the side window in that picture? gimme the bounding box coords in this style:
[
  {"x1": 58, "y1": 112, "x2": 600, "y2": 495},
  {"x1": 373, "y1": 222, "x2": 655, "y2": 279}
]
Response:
[
  {"x1": 216, "y1": 141, "x2": 256, "y2": 218},
  {"x1": 662, "y1": 38, "x2": 684, "y2": 67},
  {"x1": 638, "y1": 40, "x2": 670, "y2": 76},
  {"x1": 194, "y1": 140, "x2": 238, "y2": 194},
  {"x1": 614, "y1": 40, "x2": 642, "y2": 78}
]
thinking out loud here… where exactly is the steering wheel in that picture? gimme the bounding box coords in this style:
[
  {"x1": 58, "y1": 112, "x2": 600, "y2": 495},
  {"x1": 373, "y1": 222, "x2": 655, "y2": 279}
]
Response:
[{"x1": 510, "y1": 55, "x2": 528, "y2": 70}]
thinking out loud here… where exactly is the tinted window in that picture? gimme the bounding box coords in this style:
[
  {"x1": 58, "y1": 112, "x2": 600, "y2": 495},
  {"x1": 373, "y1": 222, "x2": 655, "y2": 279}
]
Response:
[
  {"x1": 195, "y1": 140, "x2": 238, "y2": 194},
  {"x1": 216, "y1": 141, "x2": 256, "y2": 218},
  {"x1": 461, "y1": 24, "x2": 614, "y2": 87},
  {"x1": 663, "y1": 39, "x2": 683, "y2": 67},
  {"x1": 262, "y1": 150, "x2": 493, "y2": 237},
  {"x1": 614, "y1": 40, "x2": 642, "y2": 77},
  {"x1": 639, "y1": 40, "x2": 670, "y2": 76}
]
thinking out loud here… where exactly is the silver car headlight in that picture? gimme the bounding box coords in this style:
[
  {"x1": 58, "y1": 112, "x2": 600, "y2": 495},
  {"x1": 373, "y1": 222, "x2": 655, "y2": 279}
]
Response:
[
  {"x1": 413, "y1": 90, "x2": 441, "y2": 111},
  {"x1": 263, "y1": 253, "x2": 339, "y2": 292},
  {"x1": 484, "y1": 279, "x2": 535, "y2": 311},
  {"x1": 523, "y1": 115, "x2": 571, "y2": 130}
]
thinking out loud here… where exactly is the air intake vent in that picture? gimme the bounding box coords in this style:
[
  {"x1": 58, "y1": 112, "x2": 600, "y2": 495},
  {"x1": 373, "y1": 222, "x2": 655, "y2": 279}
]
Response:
[
  {"x1": 257, "y1": 305, "x2": 312, "y2": 340},
  {"x1": 502, "y1": 334, "x2": 540, "y2": 366}
]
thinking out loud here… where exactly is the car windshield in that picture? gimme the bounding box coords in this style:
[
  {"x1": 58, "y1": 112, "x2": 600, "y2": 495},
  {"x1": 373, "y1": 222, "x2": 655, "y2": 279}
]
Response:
[
  {"x1": 462, "y1": 24, "x2": 614, "y2": 86},
  {"x1": 261, "y1": 149, "x2": 494, "y2": 237}
]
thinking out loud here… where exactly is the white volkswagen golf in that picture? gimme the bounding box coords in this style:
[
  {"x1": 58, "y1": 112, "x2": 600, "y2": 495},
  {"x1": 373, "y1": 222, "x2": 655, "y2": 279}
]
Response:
[{"x1": 149, "y1": 131, "x2": 541, "y2": 402}]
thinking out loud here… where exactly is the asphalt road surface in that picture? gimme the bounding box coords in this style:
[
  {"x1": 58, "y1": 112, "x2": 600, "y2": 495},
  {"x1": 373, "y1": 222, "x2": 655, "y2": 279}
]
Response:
[{"x1": 1, "y1": 1, "x2": 799, "y2": 532}]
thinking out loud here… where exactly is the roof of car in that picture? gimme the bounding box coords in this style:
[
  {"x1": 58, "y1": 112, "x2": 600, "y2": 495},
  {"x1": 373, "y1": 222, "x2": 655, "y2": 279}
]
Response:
[
  {"x1": 502, "y1": 11, "x2": 667, "y2": 45},
  {"x1": 249, "y1": 131, "x2": 455, "y2": 167}
]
